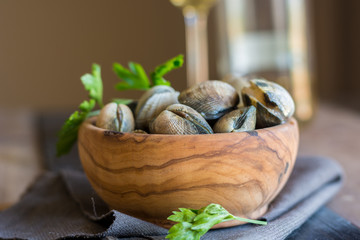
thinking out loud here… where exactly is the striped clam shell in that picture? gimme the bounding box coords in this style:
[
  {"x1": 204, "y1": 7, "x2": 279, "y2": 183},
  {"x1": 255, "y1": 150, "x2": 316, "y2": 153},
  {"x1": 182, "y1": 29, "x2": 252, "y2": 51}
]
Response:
[
  {"x1": 178, "y1": 80, "x2": 239, "y2": 120},
  {"x1": 96, "y1": 102, "x2": 135, "y2": 132},
  {"x1": 135, "y1": 85, "x2": 179, "y2": 130},
  {"x1": 149, "y1": 104, "x2": 213, "y2": 135}
]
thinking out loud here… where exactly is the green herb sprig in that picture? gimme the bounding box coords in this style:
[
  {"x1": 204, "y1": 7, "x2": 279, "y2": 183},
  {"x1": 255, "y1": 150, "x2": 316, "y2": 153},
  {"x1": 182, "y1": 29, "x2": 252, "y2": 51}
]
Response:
[
  {"x1": 112, "y1": 98, "x2": 134, "y2": 105},
  {"x1": 151, "y1": 54, "x2": 184, "y2": 86},
  {"x1": 56, "y1": 63, "x2": 103, "y2": 157},
  {"x1": 56, "y1": 55, "x2": 184, "y2": 157},
  {"x1": 113, "y1": 62, "x2": 150, "y2": 90},
  {"x1": 80, "y1": 63, "x2": 104, "y2": 107},
  {"x1": 114, "y1": 54, "x2": 183, "y2": 90},
  {"x1": 166, "y1": 203, "x2": 267, "y2": 240}
]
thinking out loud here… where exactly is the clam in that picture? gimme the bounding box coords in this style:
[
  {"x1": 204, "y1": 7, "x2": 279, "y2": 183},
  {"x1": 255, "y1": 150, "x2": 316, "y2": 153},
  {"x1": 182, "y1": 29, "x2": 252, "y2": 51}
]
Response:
[
  {"x1": 241, "y1": 78, "x2": 295, "y2": 128},
  {"x1": 213, "y1": 106, "x2": 257, "y2": 133},
  {"x1": 149, "y1": 104, "x2": 213, "y2": 135},
  {"x1": 222, "y1": 74, "x2": 251, "y2": 107},
  {"x1": 132, "y1": 129, "x2": 148, "y2": 134},
  {"x1": 96, "y1": 102, "x2": 135, "y2": 132},
  {"x1": 178, "y1": 80, "x2": 239, "y2": 120},
  {"x1": 135, "y1": 85, "x2": 179, "y2": 130}
]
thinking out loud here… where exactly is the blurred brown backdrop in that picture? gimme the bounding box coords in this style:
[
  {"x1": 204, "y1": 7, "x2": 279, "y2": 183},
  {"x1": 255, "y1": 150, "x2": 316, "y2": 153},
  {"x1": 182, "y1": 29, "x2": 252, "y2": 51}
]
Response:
[
  {"x1": 0, "y1": 0, "x2": 359, "y2": 112},
  {"x1": 312, "y1": 0, "x2": 360, "y2": 111}
]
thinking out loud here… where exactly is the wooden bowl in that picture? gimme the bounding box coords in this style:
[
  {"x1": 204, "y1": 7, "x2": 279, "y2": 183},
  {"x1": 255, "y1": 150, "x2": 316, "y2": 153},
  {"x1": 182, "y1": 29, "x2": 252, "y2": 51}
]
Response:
[{"x1": 78, "y1": 117, "x2": 299, "y2": 228}]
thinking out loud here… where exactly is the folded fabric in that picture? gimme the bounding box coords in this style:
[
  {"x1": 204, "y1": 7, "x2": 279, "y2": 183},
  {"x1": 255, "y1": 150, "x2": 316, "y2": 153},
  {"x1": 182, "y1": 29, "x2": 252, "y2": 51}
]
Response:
[{"x1": 0, "y1": 156, "x2": 343, "y2": 240}]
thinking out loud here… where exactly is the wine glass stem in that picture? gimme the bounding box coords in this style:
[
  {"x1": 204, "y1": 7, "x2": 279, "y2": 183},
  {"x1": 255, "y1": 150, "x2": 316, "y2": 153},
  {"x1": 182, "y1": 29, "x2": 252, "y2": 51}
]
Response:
[{"x1": 183, "y1": 9, "x2": 209, "y2": 87}]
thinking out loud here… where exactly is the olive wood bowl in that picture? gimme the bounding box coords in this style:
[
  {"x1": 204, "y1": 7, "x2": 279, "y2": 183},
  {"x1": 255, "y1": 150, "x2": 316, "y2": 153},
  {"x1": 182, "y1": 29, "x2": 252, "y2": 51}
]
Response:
[{"x1": 78, "y1": 117, "x2": 299, "y2": 229}]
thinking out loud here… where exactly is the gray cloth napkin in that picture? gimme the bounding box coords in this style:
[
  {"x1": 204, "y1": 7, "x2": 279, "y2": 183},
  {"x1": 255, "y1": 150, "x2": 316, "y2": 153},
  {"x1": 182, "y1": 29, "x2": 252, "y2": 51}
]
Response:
[{"x1": 0, "y1": 156, "x2": 343, "y2": 240}]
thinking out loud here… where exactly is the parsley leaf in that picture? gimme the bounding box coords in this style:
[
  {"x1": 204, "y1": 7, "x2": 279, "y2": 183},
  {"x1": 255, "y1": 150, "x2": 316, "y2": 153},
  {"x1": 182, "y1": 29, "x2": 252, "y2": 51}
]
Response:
[
  {"x1": 81, "y1": 63, "x2": 104, "y2": 107},
  {"x1": 56, "y1": 63, "x2": 104, "y2": 157},
  {"x1": 113, "y1": 62, "x2": 150, "y2": 90},
  {"x1": 166, "y1": 203, "x2": 267, "y2": 240},
  {"x1": 113, "y1": 54, "x2": 184, "y2": 91},
  {"x1": 151, "y1": 54, "x2": 184, "y2": 86},
  {"x1": 168, "y1": 208, "x2": 197, "y2": 223},
  {"x1": 112, "y1": 98, "x2": 134, "y2": 105},
  {"x1": 56, "y1": 99, "x2": 96, "y2": 157}
]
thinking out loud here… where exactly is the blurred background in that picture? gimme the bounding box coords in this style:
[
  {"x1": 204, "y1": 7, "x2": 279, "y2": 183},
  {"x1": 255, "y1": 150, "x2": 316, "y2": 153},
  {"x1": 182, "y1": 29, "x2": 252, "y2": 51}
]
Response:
[
  {"x1": 0, "y1": 0, "x2": 359, "y2": 112},
  {"x1": 0, "y1": 0, "x2": 360, "y2": 226}
]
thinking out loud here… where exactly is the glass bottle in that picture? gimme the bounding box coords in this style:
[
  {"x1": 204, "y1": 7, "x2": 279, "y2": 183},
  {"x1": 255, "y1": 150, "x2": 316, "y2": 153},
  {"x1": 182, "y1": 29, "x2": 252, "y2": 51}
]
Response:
[
  {"x1": 170, "y1": 0, "x2": 218, "y2": 87},
  {"x1": 216, "y1": 0, "x2": 314, "y2": 123}
]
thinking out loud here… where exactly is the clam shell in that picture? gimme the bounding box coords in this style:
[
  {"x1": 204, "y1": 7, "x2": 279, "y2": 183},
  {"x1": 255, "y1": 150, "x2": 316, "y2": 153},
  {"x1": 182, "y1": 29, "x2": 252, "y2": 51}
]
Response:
[
  {"x1": 149, "y1": 104, "x2": 213, "y2": 135},
  {"x1": 135, "y1": 86, "x2": 179, "y2": 130},
  {"x1": 132, "y1": 129, "x2": 148, "y2": 134},
  {"x1": 222, "y1": 75, "x2": 251, "y2": 107},
  {"x1": 96, "y1": 102, "x2": 135, "y2": 132},
  {"x1": 213, "y1": 106, "x2": 256, "y2": 133},
  {"x1": 178, "y1": 80, "x2": 239, "y2": 120},
  {"x1": 242, "y1": 78, "x2": 295, "y2": 128},
  {"x1": 135, "y1": 86, "x2": 175, "y2": 116}
]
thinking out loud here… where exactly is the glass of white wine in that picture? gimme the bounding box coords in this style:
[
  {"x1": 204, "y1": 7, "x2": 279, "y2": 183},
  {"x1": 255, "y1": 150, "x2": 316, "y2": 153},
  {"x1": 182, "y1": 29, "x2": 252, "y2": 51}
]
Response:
[{"x1": 170, "y1": 0, "x2": 218, "y2": 87}]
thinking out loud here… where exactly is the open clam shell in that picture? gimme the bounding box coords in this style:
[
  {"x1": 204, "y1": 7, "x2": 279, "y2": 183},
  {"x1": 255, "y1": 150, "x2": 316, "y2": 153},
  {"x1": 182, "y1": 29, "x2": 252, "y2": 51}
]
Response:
[
  {"x1": 222, "y1": 75, "x2": 251, "y2": 107},
  {"x1": 242, "y1": 79, "x2": 295, "y2": 128},
  {"x1": 213, "y1": 106, "x2": 257, "y2": 133}
]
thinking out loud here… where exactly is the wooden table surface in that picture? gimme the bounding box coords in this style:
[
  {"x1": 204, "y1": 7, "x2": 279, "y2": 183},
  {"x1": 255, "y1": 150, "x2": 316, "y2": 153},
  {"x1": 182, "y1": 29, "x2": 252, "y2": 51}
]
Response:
[
  {"x1": 0, "y1": 104, "x2": 359, "y2": 228},
  {"x1": 299, "y1": 104, "x2": 360, "y2": 227}
]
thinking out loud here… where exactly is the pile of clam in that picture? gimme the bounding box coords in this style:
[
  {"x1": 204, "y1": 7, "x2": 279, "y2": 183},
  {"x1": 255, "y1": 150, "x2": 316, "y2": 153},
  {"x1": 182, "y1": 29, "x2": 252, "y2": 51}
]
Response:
[{"x1": 96, "y1": 77, "x2": 295, "y2": 135}]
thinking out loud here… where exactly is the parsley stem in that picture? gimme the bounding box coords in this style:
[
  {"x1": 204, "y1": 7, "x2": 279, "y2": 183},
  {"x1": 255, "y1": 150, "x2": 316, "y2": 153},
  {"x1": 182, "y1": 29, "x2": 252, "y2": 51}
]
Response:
[
  {"x1": 233, "y1": 217, "x2": 267, "y2": 225},
  {"x1": 86, "y1": 110, "x2": 100, "y2": 118}
]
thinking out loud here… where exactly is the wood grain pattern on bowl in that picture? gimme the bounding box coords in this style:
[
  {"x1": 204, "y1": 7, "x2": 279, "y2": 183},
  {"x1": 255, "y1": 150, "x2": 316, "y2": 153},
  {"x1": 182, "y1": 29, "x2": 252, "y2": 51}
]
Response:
[{"x1": 78, "y1": 117, "x2": 299, "y2": 228}]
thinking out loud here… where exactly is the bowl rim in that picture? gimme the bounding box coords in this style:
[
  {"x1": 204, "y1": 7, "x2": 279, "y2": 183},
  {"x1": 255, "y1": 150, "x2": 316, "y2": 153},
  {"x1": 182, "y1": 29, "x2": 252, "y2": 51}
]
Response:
[{"x1": 82, "y1": 116, "x2": 298, "y2": 140}]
